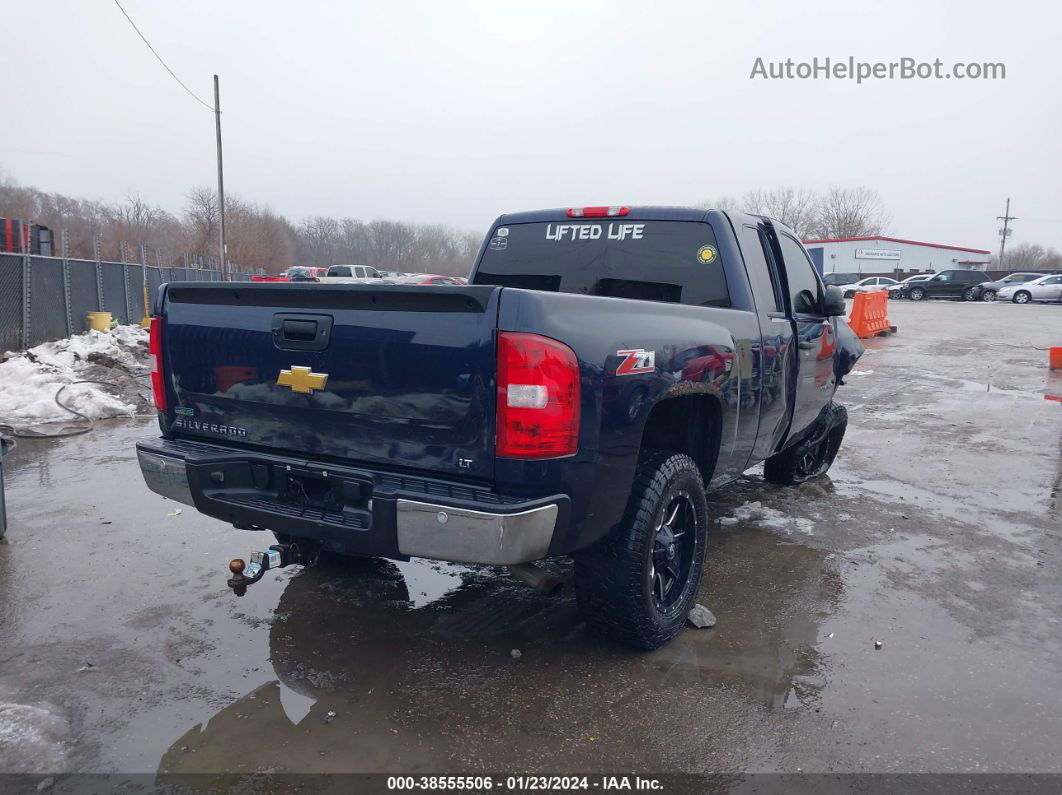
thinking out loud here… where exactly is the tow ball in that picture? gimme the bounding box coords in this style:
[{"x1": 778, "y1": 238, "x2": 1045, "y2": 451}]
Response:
[{"x1": 226, "y1": 541, "x2": 319, "y2": 596}]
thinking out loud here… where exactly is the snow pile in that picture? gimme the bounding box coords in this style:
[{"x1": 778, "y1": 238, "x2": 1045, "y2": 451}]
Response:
[
  {"x1": 718, "y1": 501, "x2": 815, "y2": 535},
  {"x1": 0, "y1": 326, "x2": 151, "y2": 428}
]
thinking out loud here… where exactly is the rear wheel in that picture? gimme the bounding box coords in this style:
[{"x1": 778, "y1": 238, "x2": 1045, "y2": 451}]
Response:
[
  {"x1": 909, "y1": 287, "x2": 926, "y2": 301},
  {"x1": 963, "y1": 287, "x2": 978, "y2": 301},
  {"x1": 1013, "y1": 291, "x2": 1032, "y2": 304},
  {"x1": 982, "y1": 290, "x2": 997, "y2": 302},
  {"x1": 764, "y1": 403, "x2": 848, "y2": 486},
  {"x1": 575, "y1": 452, "x2": 708, "y2": 650}
]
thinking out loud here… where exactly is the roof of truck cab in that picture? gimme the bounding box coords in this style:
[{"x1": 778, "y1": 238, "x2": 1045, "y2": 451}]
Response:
[{"x1": 494, "y1": 206, "x2": 713, "y2": 224}]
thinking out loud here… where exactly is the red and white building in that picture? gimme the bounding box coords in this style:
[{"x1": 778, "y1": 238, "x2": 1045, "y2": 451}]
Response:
[{"x1": 802, "y1": 235, "x2": 991, "y2": 276}]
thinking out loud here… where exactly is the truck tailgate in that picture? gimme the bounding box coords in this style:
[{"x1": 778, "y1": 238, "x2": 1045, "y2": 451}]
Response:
[{"x1": 160, "y1": 283, "x2": 500, "y2": 481}]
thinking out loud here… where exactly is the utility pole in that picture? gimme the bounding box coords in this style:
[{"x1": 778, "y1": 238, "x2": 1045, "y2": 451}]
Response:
[
  {"x1": 214, "y1": 74, "x2": 228, "y2": 280},
  {"x1": 997, "y1": 198, "x2": 1017, "y2": 270}
]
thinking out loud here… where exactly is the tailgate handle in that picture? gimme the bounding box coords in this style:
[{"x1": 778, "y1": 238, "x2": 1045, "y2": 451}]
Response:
[
  {"x1": 283, "y1": 319, "x2": 317, "y2": 340},
  {"x1": 272, "y1": 313, "x2": 333, "y2": 352}
]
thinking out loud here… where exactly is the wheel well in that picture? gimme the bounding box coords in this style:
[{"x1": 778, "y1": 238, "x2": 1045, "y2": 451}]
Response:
[{"x1": 639, "y1": 395, "x2": 722, "y2": 485}]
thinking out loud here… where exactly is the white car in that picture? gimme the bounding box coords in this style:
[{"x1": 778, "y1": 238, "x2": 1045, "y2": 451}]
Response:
[
  {"x1": 319, "y1": 264, "x2": 393, "y2": 284},
  {"x1": 888, "y1": 273, "x2": 933, "y2": 298},
  {"x1": 837, "y1": 276, "x2": 899, "y2": 299},
  {"x1": 996, "y1": 274, "x2": 1062, "y2": 304}
]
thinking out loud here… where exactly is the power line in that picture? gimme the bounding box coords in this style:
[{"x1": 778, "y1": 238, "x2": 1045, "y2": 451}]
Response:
[{"x1": 112, "y1": 0, "x2": 215, "y2": 112}]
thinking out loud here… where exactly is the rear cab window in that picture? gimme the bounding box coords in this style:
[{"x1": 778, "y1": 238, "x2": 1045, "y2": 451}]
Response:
[{"x1": 474, "y1": 220, "x2": 730, "y2": 308}]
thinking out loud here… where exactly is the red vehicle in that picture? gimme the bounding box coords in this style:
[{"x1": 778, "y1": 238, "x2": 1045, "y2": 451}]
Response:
[
  {"x1": 250, "y1": 266, "x2": 327, "y2": 283},
  {"x1": 1, "y1": 217, "x2": 54, "y2": 255},
  {"x1": 397, "y1": 273, "x2": 464, "y2": 285}
]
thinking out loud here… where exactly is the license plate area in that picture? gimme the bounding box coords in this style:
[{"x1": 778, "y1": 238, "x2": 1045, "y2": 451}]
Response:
[{"x1": 277, "y1": 465, "x2": 373, "y2": 513}]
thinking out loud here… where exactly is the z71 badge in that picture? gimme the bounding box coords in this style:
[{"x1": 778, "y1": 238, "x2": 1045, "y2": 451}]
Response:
[{"x1": 616, "y1": 348, "x2": 656, "y2": 375}]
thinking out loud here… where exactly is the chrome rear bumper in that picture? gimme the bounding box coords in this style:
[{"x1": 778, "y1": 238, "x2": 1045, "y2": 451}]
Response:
[{"x1": 136, "y1": 442, "x2": 560, "y2": 565}]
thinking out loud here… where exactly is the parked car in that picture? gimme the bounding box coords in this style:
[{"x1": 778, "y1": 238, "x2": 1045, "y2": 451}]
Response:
[
  {"x1": 397, "y1": 273, "x2": 465, "y2": 285},
  {"x1": 250, "y1": 274, "x2": 290, "y2": 283},
  {"x1": 822, "y1": 272, "x2": 862, "y2": 288},
  {"x1": 284, "y1": 266, "x2": 320, "y2": 282},
  {"x1": 970, "y1": 272, "x2": 1050, "y2": 302},
  {"x1": 897, "y1": 269, "x2": 987, "y2": 301},
  {"x1": 322, "y1": 264, "x2": 385, "y2": 282},
  {"x1": 136, "y1": 206, "x2": 863, "y2": 649},
  {"x1": 836, "y1": 276, "x2": 898, "y2": 299},
  {"x1": 996, "y1": 274, "x2": 1062, "y2": 304},
  {"x1": 888, "y1": 274, "x2": 933, "y2": 299}
]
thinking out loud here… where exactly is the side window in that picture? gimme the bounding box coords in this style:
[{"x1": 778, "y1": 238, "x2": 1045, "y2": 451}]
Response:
[
  {"x1": 739, "y1": 224, "x2": 782, "y2": 313},
  {"x1": 778, "y1": 234, "x2": 823, "y2": 315},
  {"x1": 356, "y1": 267, "x2": 366, "y2": 278}
]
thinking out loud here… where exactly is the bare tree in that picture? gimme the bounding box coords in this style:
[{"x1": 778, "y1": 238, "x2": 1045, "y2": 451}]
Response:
[
  {"x1": 742, "y1": 187, "x2": 819, "y2": 238},
  {"x1": 184, "y1": 186, "x2": 219, "y2": 259},
  {"x1": 297, "y1": 216, "x2": 343, "y2": 266},
  {"x1": 810, "y1": 186, "x2": 891, "y2": 239},
  {"x1": 1000, "y1": 242, "x2": 1062, "y2": 271},
  {"x1": 699, "y1": 195, "x2": 742, "y2": 212}
]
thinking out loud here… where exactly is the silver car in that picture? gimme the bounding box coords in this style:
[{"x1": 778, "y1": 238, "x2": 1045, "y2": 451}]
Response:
[{"x1": 996, "y1": 274, "x2": 1062, "y2": 304}]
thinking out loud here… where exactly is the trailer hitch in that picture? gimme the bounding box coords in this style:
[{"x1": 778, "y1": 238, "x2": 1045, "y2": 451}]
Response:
[{"x1": 226, "y1": 541, "x2": 319, "y2": 596}]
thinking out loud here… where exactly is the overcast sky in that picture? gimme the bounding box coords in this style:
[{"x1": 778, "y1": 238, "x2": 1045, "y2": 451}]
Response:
[{"x1": 3, "y1": 0, "x2": 1060, "y2": 250}]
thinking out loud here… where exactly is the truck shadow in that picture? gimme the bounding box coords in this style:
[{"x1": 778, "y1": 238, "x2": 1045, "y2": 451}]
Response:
[{"x1": 158, "y1": 519, "x2": 842, "y2": 776}]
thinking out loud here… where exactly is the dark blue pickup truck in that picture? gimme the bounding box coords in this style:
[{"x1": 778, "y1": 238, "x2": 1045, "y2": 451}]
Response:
[{"x1": 137, "y1": 206, "x2": 862, "y2": 648}]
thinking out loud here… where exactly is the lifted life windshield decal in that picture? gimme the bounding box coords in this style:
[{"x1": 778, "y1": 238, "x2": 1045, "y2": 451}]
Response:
[{"x1": 544, "y1": 223, "x2": 645, "y2": 241}]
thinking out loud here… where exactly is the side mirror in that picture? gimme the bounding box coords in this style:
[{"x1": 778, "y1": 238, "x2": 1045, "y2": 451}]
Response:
[{"x1": 823, "y1": 285, "x2": 846, "y2": 316}]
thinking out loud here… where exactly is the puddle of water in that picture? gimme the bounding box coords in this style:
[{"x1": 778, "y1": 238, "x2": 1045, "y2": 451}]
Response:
[
  {"x1": 277, "y1": 679, "x2": 316, "y2": 725},
  {"x1": 393, "y1": 558, "x2": 473, "y2": 608}
]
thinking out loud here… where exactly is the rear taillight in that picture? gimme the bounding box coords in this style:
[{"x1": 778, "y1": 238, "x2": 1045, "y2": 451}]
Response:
[
  {"x1": 149, "y1": 316, "x2": 167, "y2": 412},
  {"x1": 567, "y1": 206, "x2": 630, "y2": 218},
  {"x1": 496, "y1": 332, "x2": 580, "y2": 459}
]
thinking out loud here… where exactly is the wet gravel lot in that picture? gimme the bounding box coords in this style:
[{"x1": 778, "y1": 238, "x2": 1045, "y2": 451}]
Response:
[{"x1": 1, "y1": 300, "x2": 1060, "y2": 787}]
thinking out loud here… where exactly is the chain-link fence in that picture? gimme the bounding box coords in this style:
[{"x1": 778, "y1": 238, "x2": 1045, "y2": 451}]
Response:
[{"x1": 0, "y1": 251, "x2": 255, "y2": 352}]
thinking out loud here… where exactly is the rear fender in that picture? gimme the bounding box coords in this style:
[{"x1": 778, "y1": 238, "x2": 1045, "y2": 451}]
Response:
[{"x1": 496, "y1": 288, "x2": 744, "y2": 554}]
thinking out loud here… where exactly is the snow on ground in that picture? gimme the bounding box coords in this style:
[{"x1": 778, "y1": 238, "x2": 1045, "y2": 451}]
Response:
[
  {"x1": 719, "y1": 500, "x2": 815, "y2": 535},
  {"x1": 0, "y1": 326, "x2": 151, "y2": 428}
]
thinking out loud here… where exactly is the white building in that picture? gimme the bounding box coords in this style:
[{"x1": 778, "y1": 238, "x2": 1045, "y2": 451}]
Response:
[{"x1": 802, "y1": 236, "x2": 991, "y2": 277}]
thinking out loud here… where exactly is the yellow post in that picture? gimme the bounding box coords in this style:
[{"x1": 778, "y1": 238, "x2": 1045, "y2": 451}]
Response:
[
  {"x1": 141, "y1": 277, "x2": 151, "y2": 328},
  {"x1": 86, "y1": 312, "x2": 112, "y2": 332}
]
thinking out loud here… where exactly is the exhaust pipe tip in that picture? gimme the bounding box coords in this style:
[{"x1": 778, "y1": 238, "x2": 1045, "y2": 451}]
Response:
[{"x1": 507, "y1": 563, "x2": 563, "y2": 595}]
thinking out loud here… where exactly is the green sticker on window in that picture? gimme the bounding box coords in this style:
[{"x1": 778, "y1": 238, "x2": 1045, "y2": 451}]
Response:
[{"x1": 696, "y1": 245, "x2": 717, "y2": 264}]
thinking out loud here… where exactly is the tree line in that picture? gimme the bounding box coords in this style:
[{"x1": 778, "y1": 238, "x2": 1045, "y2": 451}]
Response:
[
  {"x1": 4, "y1": 171, "x2": 1058, "y2": 273},
  {"x1": 702, "y1": 185, "x2": 894, "y2": 240},
  {"x1": 0, "y1": 170, "x2": 480, "y2": 275}
]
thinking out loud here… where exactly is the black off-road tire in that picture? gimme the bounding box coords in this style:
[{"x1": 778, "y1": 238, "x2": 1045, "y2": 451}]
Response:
[
  {"x1": 764, "y1": 402, "x2": 848, "y2": 486},
  {"x1": 574, "y1": 452, "x2": 708, "y2": 650}
]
